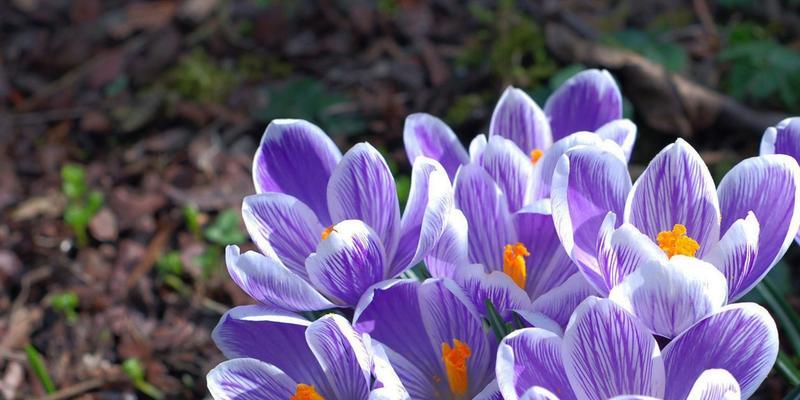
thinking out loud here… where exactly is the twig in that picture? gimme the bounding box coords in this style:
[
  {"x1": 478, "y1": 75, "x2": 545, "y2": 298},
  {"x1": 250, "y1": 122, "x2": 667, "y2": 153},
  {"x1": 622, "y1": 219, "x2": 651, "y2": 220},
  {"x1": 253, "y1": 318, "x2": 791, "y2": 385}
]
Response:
[
  {"x1": 30, "y1": 377, "x2": 111, "y2": 400},
  {"x1": 122, "y1": 221, "x2": 175, "y2": 296},
  {"x1": 544, "y1": 23, "x2": 788, "y2": 139}
]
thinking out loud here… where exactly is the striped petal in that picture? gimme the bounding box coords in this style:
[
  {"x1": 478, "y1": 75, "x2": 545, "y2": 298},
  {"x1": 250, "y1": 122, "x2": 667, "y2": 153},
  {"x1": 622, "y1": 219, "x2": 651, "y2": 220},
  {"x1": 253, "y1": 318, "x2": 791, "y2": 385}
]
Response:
[
  {"x1": 544, "y1": 69, "x2": 622, "y2": 141},
  {"x1": 403, "y1": 113, "x2": 469, "y2": 180},
  {"x1": 490, "y1": 86, "x2": 552, "y2": 153}
]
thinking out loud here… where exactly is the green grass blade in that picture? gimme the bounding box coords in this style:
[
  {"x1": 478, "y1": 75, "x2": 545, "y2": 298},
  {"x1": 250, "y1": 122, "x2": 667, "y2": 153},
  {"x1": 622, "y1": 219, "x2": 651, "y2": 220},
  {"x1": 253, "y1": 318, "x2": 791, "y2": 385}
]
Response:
[
  {"x1": 25, "y1": 344, "x2": 56, "y2": 393},
  {"x1": 777, "y1": 351, "x2": 800, "y2": 387},
  {"x1": 757, "y1": 280, "x2": 800, "y2": 354}
]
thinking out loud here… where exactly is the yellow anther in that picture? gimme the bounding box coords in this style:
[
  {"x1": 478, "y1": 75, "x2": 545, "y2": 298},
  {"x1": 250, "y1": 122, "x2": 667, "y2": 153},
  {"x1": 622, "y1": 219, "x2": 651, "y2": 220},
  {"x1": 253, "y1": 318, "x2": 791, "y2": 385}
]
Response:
[
  {"x1": 530, "y1": 148, "x2": 544, "y2": 165},
  {"x1": 441, "y1": 339, "x2": 471, "y2": 397},
  {"x1": 291, "y1": 384, "x2": 324, "y2": 400},
  {"x1": 321, "y1": 225, "x2": 335, "y2": 240},
  {"x1": 503, "y1": 243, "x2": 530, "y2": 289},
  {"x1": 657, "y1": 224, "x2": 700, "y2": 258}
]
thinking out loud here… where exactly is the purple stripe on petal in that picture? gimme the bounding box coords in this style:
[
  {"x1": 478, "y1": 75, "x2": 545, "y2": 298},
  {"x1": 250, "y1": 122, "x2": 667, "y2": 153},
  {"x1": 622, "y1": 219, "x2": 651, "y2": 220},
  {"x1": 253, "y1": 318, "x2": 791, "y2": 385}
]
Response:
[
  {"x1": 563, "y1": 297, "x2": 665, "y2": 400},
  {"x1": 368, "y1": 341, "x2": 411, "y2": 400},
  {"x1": 608, "y1": 256, "x2": 728, "y2": 338},
  {"x1": 662, "y1": 303, "x2": 778, "y2": 400},
  {"x1": 551, "y1": 144, "x2": 631, "y2": 293},
  {"x1": 544, "y1": 69, "x2": 622, "y2": 141},
  {"x1": 717, "y1": 155, "x2": 800, "y2": 299},
  {"x1": 515, "y1": 201, "x2": 578, "y2": 299},
  {"x1": 452, "y1": 264, "x2": 532, "y2": 320},
  {"x1": 211, "y1": 305, "x2": 335, "y2": 396},
  {"x1": 686, "y1": 369, "x2": 740, "y2": 400},
  {"x1": 497, "y1": 328, "x2": 576, "y2": 400},
  {"x1": 596, "y1": 119, "x2": 637, "y2": 162},
  {"x1": 305, "y1": 314, "x2": 371, "y2": 400},
  {"x1": 425, "y1": 209, "x2": 469, "y2": 279},
  {"x1": 403, "y1": 113, "x2": 469, "y2": 180},
  {"x1": 419, "y1": 279, "x2": 496, "y2": 397},
  {"x1": 225, "y1": 246, "x2": 336, "y2": 312},
  {"x1": 328, "y1": 143, "x2": 401, "y2": 259},
  {"x1": 479, "y1": 135, "x2": 535, "y2": 212},
  {"x1": 490, "y1": 86, "x2": 552, "y2": 153},
  {"x1": 761, "y1": 118, "x2": 800, "y2": 245},
  {"x1": 242, "y1": 193, "x2": 324, "y2": 278},
  {"x1": 455, "y1": 164, "x2": 516, "y2": 271},
  {"x1": 390, "y1": 157, "x2": 453, "y2": 276},
  {"x1": 624, "y1": 139, "x2": 720, "y2": 257},
  {"x1": 353, "y1": 280, "x2": 442, "y2": 399},
  {"x1": 530, "y1": 273, "x2": 598, "y2": 330},
  {"x1": 207, "y1": 358, "x2": 296, "y2": 400},
  {"x1": 254, "y1": 119, "x2": 341, "y2": 224},
  {"x1": 530, "y1": 132, "x2": 605, "y2": 201},
  {"x1": 520, "y1": 387, "x2": 561, "y2": 400},
  {"x1": 597, "y1": 217, "x2": 666, "y2": 295},
  {"x1": 703, "y1": 212, "x2": 760, "y2": 302},
  {"x1": 306, "y1": 220, "x2": 387, "y2": 307}
]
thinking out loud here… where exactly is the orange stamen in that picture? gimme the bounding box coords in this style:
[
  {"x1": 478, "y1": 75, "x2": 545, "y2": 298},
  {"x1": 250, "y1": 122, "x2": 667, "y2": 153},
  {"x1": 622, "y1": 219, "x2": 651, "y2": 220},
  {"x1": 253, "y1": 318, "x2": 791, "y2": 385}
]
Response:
[
  {"x1": 291, "y1": 384, "x2": 324, "y2": 400},
  {"x1": 503, "y1": 243, "x2": 530, "y2": 289},
  {"x1": 656, "y1": 224, "x2": 699, "y2": 258},
  {"x1": 441, "y1": 339, "x2": 471, "y2": 396}
]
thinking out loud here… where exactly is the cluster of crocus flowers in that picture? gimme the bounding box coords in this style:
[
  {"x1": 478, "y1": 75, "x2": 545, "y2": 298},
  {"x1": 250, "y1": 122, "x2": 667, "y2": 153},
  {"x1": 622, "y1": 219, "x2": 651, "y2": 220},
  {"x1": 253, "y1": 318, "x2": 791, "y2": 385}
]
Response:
[{"x1": 207, "y1": 69, "x2": 797, "y2": 400}]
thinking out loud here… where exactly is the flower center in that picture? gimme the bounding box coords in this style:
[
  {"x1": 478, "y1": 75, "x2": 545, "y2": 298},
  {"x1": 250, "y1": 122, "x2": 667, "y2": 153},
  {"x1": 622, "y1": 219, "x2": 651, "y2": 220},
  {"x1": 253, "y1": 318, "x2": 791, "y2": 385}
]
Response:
[
  {"x1": 291, "y1": 384, "x2": 324, "y2": 400},
  {"x1": 441, "y1": 339, "x2": 471, "y2": 397},
  {"x1": 321, "y1": 225, "x2": 335, "y2": 240},
  {"x1": 530, "y1": 148, "x2": 544, "y2": 165},
  {"x1": 656, "y1": 224, "x2": 699, "y2": 258},
  {"x1": 503, "y1": 243, "x2": 529, "y2": 289}
]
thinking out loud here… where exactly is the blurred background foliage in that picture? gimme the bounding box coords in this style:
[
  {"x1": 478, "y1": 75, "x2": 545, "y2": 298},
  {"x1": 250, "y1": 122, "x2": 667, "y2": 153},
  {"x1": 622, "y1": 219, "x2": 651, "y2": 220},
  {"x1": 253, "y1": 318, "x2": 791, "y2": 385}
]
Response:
[{"x1": 2, "y1": 0, "x2": 800, "y2": 398}]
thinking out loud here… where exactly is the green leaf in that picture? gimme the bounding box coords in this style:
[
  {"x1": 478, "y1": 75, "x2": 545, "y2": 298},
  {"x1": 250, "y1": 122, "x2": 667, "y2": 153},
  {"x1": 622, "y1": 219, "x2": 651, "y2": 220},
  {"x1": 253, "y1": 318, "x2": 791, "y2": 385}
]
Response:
[
  {"x1": 204, "y1": 210, "x2": 246, "y2": 246},
  {"x1": 25, "y1": 345, "x2": 56, "y2": 394},
  {"x1": 484, "y1": 299, "x2": 514, "y2": 341},
  {"x1": 156, "y1": 251, "x2": 183, "y2": 277},
  {"x1": 777, "y1": 351, "x2": 800, "y2": 386},
  {"x1": 754, "y1": 278, "x2": 800, "y2": 355},
  {"x1": 50, "y1": 291, "x2": 79, "y2": 323}
]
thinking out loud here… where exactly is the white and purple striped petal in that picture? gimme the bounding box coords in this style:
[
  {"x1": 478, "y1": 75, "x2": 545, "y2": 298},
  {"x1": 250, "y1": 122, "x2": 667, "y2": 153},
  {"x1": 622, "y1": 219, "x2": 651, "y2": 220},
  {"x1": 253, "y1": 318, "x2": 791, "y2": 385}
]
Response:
[
  {"x1": 544, "y1": 69, "x2": 623, "y2": 141},
  {"x1": 686, "y1": 369, "x2": 741, "y2": 400},
  {"x1": 425, "y1": 209, "x2": 468, "y2": 279},
  {"x1": 661, "y1": 303, "x2": 778, "y2": 400},
  {"x1": 479, "y1": 135, "x2": 535, "y2": 212},
  {"x1": 608, "y1": 256, "x2": 728, "y2": 338},
  {"x1": 211, "y1": 306, "x2": 335, "y2": 396},
  {"x1": 403, "y1": 113, "x2": 469, "y2": 180},
  {"x1": 225, "y1": 246, "x2": 336, "y2": 311},
  {"x1": 515, "y1": 201, "x2": 578, "y2": 299},
  {"x1": 530, "y1": 132, "x2": 606, "y2": 201},
  {"x1": 596, "y1": 215, "x2": 666, "y2": 295},
  {"x1": 306, "y1": 220, "x2": 387, "y2": 307},
  {"x1": 596, "y1": 119, "x2": 637, "y2": 162},
  {"x1": 529, "y1": 273, "x2": 598, "y2": 331},
  {"x1": 552, "y1": 144, "x2": 631, "y2": 292},
  {"x1": 703, "y1": 212, "x2": 760, "y2": 302},
  {"x1": 241, "y1": 193, "x2": 324, "y2": 278},
  {"x1": 716, "y1": 154, "x2": 800, "y2": 300},
  {"x1": 490, "y1": 86, "x2": 552, "y2": 153},
  {"x1": 328, "y1": 143, "x2": 401, "y2": 259},
  {"x1": 207, "y1": 358, "x2": 296, "y2": 400},
  {"x1": 452, "y1": 264, "x2": 532, "y2": 320},
  {"x1": 562, "y1": 297, "x2": 665, "y2": 400},
  {"x1": 390, "y1": 157, "x2": 453, "y2": 277},
  {"x1": 624, "y1": 139, "x2": 720, "y2": 257},
  {"x1": 496, "y1": 328, "x2": 576, "y2": 400},
  {"x1": 253, "y1": 119, "x2": 341, "y2": 225},
  {"x1": 305, "y1": 314, "x2": 372, "y2": 399},
  {"x1": 455, "y1": 164, "x2": 516, "y2": 271}
]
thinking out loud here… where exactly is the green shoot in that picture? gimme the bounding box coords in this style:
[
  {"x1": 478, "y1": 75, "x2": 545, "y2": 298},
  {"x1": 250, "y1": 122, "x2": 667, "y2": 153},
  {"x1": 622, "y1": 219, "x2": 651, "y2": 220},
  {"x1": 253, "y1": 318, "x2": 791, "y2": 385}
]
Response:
[
  {"x1": 204, "y1": 210, "x2": 246, "y2": 246},
  {"x1": 182, "y1": 204, "x2": 202, "y2": 239},
  {"x1": 61, "y1": 164, "x2": 103, "y2": 247},
  {"x1": 122, "y1": 358, "x2": 165, "y2": 400},
  {"x1": 25, "y1": 344, "x2": 56, "y2": 394},
  {"x1": 49, "y1": 291, "x2": 79, "y2": 323}
]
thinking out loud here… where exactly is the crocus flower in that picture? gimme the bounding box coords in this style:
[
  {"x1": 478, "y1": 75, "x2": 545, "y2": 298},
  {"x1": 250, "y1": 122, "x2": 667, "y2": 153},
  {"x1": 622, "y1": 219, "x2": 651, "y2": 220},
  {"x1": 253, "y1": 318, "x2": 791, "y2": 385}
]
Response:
[
  {"x1": 208, "y1": 308, "x2": 409, "y2": 400},
  {"x1": 403, "y1": 69, "x2": 635, "y2": 185},
  {"x1": 761, "y1": 116, "x2": 800, "y2": 244},
  {"x1": 228, "y1": 119, "x2": 454, "y2": 311},
  {"x1": 496, "y1": 297, "x2": 777, "y2": 400},
  {"x1": 403, "y1": 70, "x2": 634, "y2": 327},
  {"x1": 551, "y1": 139, "x2": 800, "y2": 337},
  {"x1": 353, "y1": 278, "x2": 501, "y2": 400}
]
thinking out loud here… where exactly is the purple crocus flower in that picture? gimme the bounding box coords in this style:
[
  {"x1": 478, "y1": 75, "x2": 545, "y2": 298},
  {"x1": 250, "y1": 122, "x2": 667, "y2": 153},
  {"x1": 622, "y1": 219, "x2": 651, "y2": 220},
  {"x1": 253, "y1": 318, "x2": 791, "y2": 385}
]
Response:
[
  {"x1": 229, "y1": 119, "x2": 454, "y2": 311},
  {"x1": 404, "y1": 69, "x2": 635, "y2": 185},
  {"x1": 406, "y1": 71, "x2": 632, "y2": 327},
  {"x1": 761, "y1": 117, "x2": 800, "y2": 244},
  {"x1": 208, "y1": 309, "x2": 408, "y2": 399},
  {"x1": 551, "y1": 139, "x2": 800, "y2": 337},
  {"x1": 496, "y1": 297, "x2": 777, "y2": 400},
  {"x1": 353, "y1": 278, "x2": 501, "y2": 399}
]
